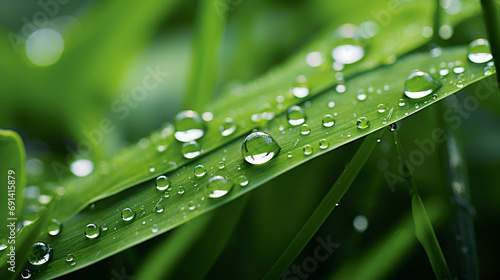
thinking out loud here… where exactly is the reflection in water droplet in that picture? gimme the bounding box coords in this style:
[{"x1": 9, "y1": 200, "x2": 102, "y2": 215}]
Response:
[
  {"x1": 303, "y1": 145, "x2": 313, "y2": 155},
  {"x1": 404, "y1": 70, "x2": 442, "y2": 99},
  {"x1": 155, "y1": 175, "x2": 170, "y2": 191},
  {"x1": 319, "y1": 139, "x2": 329, "y2": 150},
  {"x1": 300, "y1": 124, "x2": 311, "y2": 135},
  {"x1": 84, "y1": 223, "x2": 100, "y2": 239},
  {"x1": 121, "y1": 208, "x2": 136, "y2": 221},
  {"x1": 287, "y1": 106, "x2": 306, "y2": 126},
  {"x1": 194, "y1": 165, "x2": 207, "y2": 177},
  {"x1": 174, "y1": 110, "x2": 205, "y2": 142},
  {"x1": 357, "y1": 117, "x2": 370, "y2": 129},
  {"x1": 207, "y1": 176, "x2": 234, "y2": 198},
  {"x1": 182, "y1": 141, "x2": 203, "y2": 159},
  {"x1": 468, "y1": 38, "x2": 493, "y2": 63},
  {"x1": 47, "y1": 219, "x2": 62, "y2": 236},
  {"x1": 219, "y1": 117, "x2": 237, "y2": 136},
  {"x1": 322, "y1": 115, "x2": 335, "y2": 127},
  {"x1": 241, "y1": 132, "x2": 281, "y2": 165},
  {"x1": 28, "y1": 242, "x2": 53, "y2": 265},
  {"x1": 236, "y1": 175, "x2": 249, "y2": 186},
  {"x1": 66, "y1": 253, "x2": 74, "y2": 262}
]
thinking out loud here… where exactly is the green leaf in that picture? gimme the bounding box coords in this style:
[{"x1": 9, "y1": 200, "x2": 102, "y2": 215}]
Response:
[{"x1": 33, "y1": 43, "x2": 495, "y2": 279}]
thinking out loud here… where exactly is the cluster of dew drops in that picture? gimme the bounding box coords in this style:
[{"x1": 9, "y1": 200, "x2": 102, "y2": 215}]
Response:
[{"x1": 14, "y1": 27, "x2": 494, "y2": 279}]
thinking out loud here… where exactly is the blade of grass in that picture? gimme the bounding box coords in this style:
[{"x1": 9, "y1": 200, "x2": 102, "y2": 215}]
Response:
[
  {"x1": 439, "y1": 100, "x2": 479, "y2": 280},
  {"x1": 392, "y1": 132, "x2": 453, "y2": 280},
  {"x1": 184, "y1": 0, "x2": 227, "y2": 111},
  {"x1": 263, "y1": 129, "x2": 385, "y2": 280},
  {"x1": 480, "y1": 0, "x2": 500, "y2": 87}
]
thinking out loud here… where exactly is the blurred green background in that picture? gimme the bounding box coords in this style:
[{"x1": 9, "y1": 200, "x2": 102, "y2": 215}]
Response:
[{"x1": 1, "y1": 0, "x2": 500, "y2": 279}]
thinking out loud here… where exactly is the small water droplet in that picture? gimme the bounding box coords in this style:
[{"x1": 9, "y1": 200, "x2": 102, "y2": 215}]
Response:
[
  {"x1": 353, "y1": 215, "x2": 369, "y2": 233},
  {"x1": 432, "y1": 93, "x2": 438, "y2": 100},
  {"x1": 236, "y1": 175, "x2": 249, "y2": 186},
  {"x1": 155, "y1": 204, "x2": 164, "y2": 213},
  {"x1": 319, "y1": 139, "x2": 329, "y2": 150},
  {"x1": 457, "y1": 80, "x2": 464, "y2": 88},
  {"x1": 331, "y1": 44, "x2": 365, "y2": 64},
  {"x1": 218, "y1": 161, "x2": 226, "y2": 169},
  {"x1": 182, "y1": 141, "x2": 203, "y2": 159},
  {"x1": 328, "y1": 101, "x2": 335, "y2": 108},
  {"x1": 484, "y1": 65, "x2": 494, "y2": 75},
  {"x1": 300, "y1": 124, "x2": 311, "y2": 135},
  {"x1": 27, "y1": 242, "x2": 53, "y2": 265},
  {"x1": 357, "y1": 92, "x2": 367, "y2": 101},
  {"x1": 194, "y1": 165, "x2": 206, "y2": 177},
  {"x1": 303, "y1": 145, "x2": 313, "y2": 155},
  {"x1": 219, "y1": 117, "x2": 237, "y2": 136},
  {"x1": 152, "y1": 224, "x2": 159, "y2": 233},
  {"x1": 66, "y1": 253, "x2": 74, "y2": 262},
  {"x1": 241, "y1": 132, "x2": 281, "y2": 165},
  {"x1": 357, "y1": 117, "x2": 370, "y2": 129},
  {"x1": 377, "y1": 104, "x2": 386, "y2": 113},
  {"x1": 389, "y1": 123, "x2": 397, "y2": 132},
  {"x1": 174, "y1": 110, "x2": 205, "y2": 142},
  {"x1": 291, "y1": 76, "x2": 309, "y2": 98},
  {"x1": 47, "y1": 219, "x2": 62, "y2": 236},
  {"x1": 404, "y1": 70, "x2": 442, "y2": 99},
  {"x1": 84, "y1": 223, "x2": 100, "y2": 239},
  {"x1": 121, "y1": 208, "x2": 136, "y2": 221},
  {"x1": 207, "y1": 176, "x2": 234, "y2": 198},
  {"x1": 287, "y1": 151, "x2": 293, "y2": 158},
  {"x1": 335, "y1": 84, "x2": 346, "y2": 93},
  {"x1": 468, "y1": 38, "x2": 493, "y2": 63},
  {"x1": 322, "y1": 114, "x2": 335, "y2": 127},
  {"x1": 287, "y1": 105, "x2": 306, "y2": 126},
  {"x1": 177, "y1": 186, "x2": 185, "y2": 194},
  {"x1": 306, "y1": 51, "x2": 324, "y2": 67},
  {"x1": 398, "y1": 99, "x2": 406, "y2": 107},
  {"x1": 439, "y1": 68, "x2": 449, "y2": 76},
  {"x1": 453, "y1": 66, "x2": 465, "y2": 74},
  {"x1": 155, "y1": 175, "x2": 170, "y2": 191},
  {"x1": 21, "y1": 268, "x2": 32, "y2": 279},
  {"x1": 102, "y1": 224, "x2": 109, "y2": 231}
]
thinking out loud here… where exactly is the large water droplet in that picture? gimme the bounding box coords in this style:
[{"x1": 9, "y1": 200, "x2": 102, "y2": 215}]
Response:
[
  {"x1": 174, "y1": 110, "x2": 205, "y2": 142},
  {"x1": 28, "y1": 242, "x2": 53, "y2": 265},
  {"x1": 121, "y1": 208, "x2": 136, "y2": 221},
  {"x1": 182, "y1": 141, "x2": 203, "y2": 159},
  {"x1": 194, "y1": 165, "x2": 206, "y2": 177},
  {"x1": 84, "y1": 223, "x2": 100, "y2": 239},
  {"x1": 331, "y1": 44, "x2": 365, "y2": 64},
  {"x1": 322, "y1": 114, "x2": 335, "y2": 127},
  {"x1": 155, "y1": 175, "x2": 170, "y2": 191},
  {"x1": 241, "y1": 132, "x2": 281, "y2": 165},
  {"x1": 357, "y1": 117, "x2": 370, "y2": 129},
  {"x1": 404, "y1": 70, "x2": 442, "y2": 99},
  {"x1": 468, "y1": 38, "x2": 493, "y2": 63},
  {"x1": 219, "y1": 117, "x2": 236, "y2": 136},
  {"x1": 47, "y1": 219, "x2": 62, "y2": 236},
  {"x1": 207, "y1": 176, "x2": 234, "y2": 198},
  {"x1": 287, "y1": 106, "x2": 306, "y2": 126}
]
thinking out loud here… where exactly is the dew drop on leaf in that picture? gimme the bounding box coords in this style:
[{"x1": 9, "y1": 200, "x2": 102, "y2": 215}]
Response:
[
  {"x1": 121, "y1": 208, "x2": 136, "y2": 221},
  {"x1": 319, "y1": 139, "x2": 329, "y2": 150},
  {"x1": 468, "y1": 38, "x2": 493, "y2": 63},
  {"x1": 173, "y1": 110, "x2": 205, "y2": 142},
  {"x1": 84, "y1": 223, "x2": 100, "y2": 239},
  {"x1": 322, "y1": 114, "x2": 335, "y2": 127},
  {"x1": 207, "y1": 176, "x2": 234, "y2": 198},
  {"x1": 287, "y1": 105, "x2": 306, "y2": 126},
  {"x1": 303, "y1": 145, "x2": 313, "y2": 155},
  {"x1": 194, "y1": 165, "x2": 207, "y2": 177},
  {"x1": 47, "y1": 219, "x2": 62, "y2": 236},
  {"x1": 357, "y1": 117, "x2": 370, "y2": 129},
  {"x1": 241, "y1": 132, "x2": 281, "y2": 165},
  {"x1": 377, "y1": 104, "x2": 386, "y2": 113},
  {"x1": 155, "y1": 175, "x2": 170, "y2": 191},
  {"x1": 28, "y1": 242, "x2": 53, "y2": 265},
  {"x1": 404, "y1": 70, "x2": 442, "y2": 99},
  {"x1": 21, "y1": 268, "x2": 32, "y2": 279},
  {"x1": 177, "y1": 186, "x2": 185, "y2": 194},
  {"x1": 181, "y1": 141, "x2": 203, "y2": 159},
  {"x1": 331, "y1": 44, "x2": 365, "y2": 64},
  {"x1": 236, "y1": 175, "x2": 249, "y2": 186},
  {"x1": 66, "y1": 253, "x2": 74, "y2": 262},
  {"x1": 219, "y1": 117, "x2": 237, "y2": 136},
  {"x1": 300, "y1": 124, "x2": 311, "y2": 135}
]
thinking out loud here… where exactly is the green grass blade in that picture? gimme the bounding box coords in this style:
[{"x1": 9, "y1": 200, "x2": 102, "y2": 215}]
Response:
[
  {"x1": 439, "y1": 100, "x2": 479, "y2": 279},
  {"x1": 393, "y1": 133, "x2": 453, "y2": 280},
  {"x1": 480, "y1": 0, "x2": 500, "y2": 86},
  {"x1": 32, "y1": 45, "x2": 496, "y2": 279},
  {"x1": 263, "y1": 129, "x2": 384, "y2": 280},
  {"x1": 184, "y1": 0, "x2": 227, "y2": 111}
]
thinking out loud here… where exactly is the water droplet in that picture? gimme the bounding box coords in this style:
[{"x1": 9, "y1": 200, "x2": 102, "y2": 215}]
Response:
[
  {"x1": 439, "y1": 68, "x2": 449, "y2": 76},
  {"x1": 319, "y1": 139, "x2": 329, "y2": 150},
  {"x1": 484, "y1": 65, "x2": 494, "y2": 75},
  {"x1": 468, "y1": 38, "x2": 493, "y2": 63},
  {"x1": 328, "y1": 101, "x2": 335, "y2": 108},
  {"x1": 291, "y1": 76, "x2": 309, "y2": 98},
  {"x1": 155, "y1": 175, "x2": 170, "y2": 191},
  {"x1": 357, "y1": 92, "x2": 367, "y2": 101},
  {"x1": 303, "y1": 145, "x2": 313, "y2": 155},
  {"x1": 177, "y1": 186, "x2": 185, "y2": 194},
  {"x1": 357, "y1": 117, "x2": 370, "y2": 129},
  {"x1": 84, "y1": 223, "x2": 100, "y2": 239},
  {"x1": 207, "y1": 176, "x2": 234, "y2": 198},
  {"x1": 287, "y1": 106, "x2": 306, "y2": 126},
  {"x1": 194, "y1": 165, "x2": 206, "y2": 177},
  {"x1": 28, "y1": 242, "x2": 53, "y2": 265},
  {"x1": 377, "y1": 104, "x2": 386, "y2": 113},
  {"x1": 335, "y1": 84, "x2": 346, "y2": 93},
  {"x1": 331, "y1": 44, "x2": 365, "y2": 64},
  {"x1": 322, "y1": 114, "x2": 335, "y2": 127},
  {"x1": 453, "y1": 66, "x2": 465, "y2": 74},
  {"x1": 151, "y1": 224, "x2": 159, "y2": 233},
  {"x1": 102, "y1": 224, "x2": 109, "y2": 231},
  {"x1": 236, "y1": 175, "x2": 249, "y2": 186},
  {"x1": 155, "y1": 204, "x2": 164, "y2": 213},
  {"x1": 70, "y1": 159, "x2": 94, "y2": 177},
  {"x1": 457, "y1": 80, "x2": 464, "y2": 88},
  {"x1": 218, "y1": 161, "x2": 226, "y2": 169},
  {"x1": 66, "y1": 253, "x2": 74, "y2": 262},
  {"x1": 47, "y1": 219, "x2": 62, "y2": 236},
  {"x1": 404, "y1": 70, "x2": 442, "y2": 99},
  {"x1": 21, "y1": 268, "x2": 32, "y2": 279},
  {"x1": 219, "y1": 117, "x2": 237, "y2": 136},
  {"x1": 306, "y1": 51, "x2": 324, "y2": 67},
  {"x1": 353, "y1": 215, "x2": 369, "y2": 233},
  {"x1": 121, "y1": 208, "x2": 136, "y2": 221},
  {"x1": 389, "y1": 123, "x2": 397, "y2": 132},
  {"x1": 182, "y1": 141, "x2": 203, "y2": 159},
  {"x1": 398, "y1": 99, "x2": 406, "y2": 106},
  {"x1": 174, "y1": 110, "x2": 205, "y2": 142},
  {"x1": 300, "y1": 124, "x2": 311, "y2": 135},
  {"x1": 287, "y1": 151, "x2": 293, "y2": 158},
  {"x1": 241, "y1": 132, "x2": 281, "y2": 165}
]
